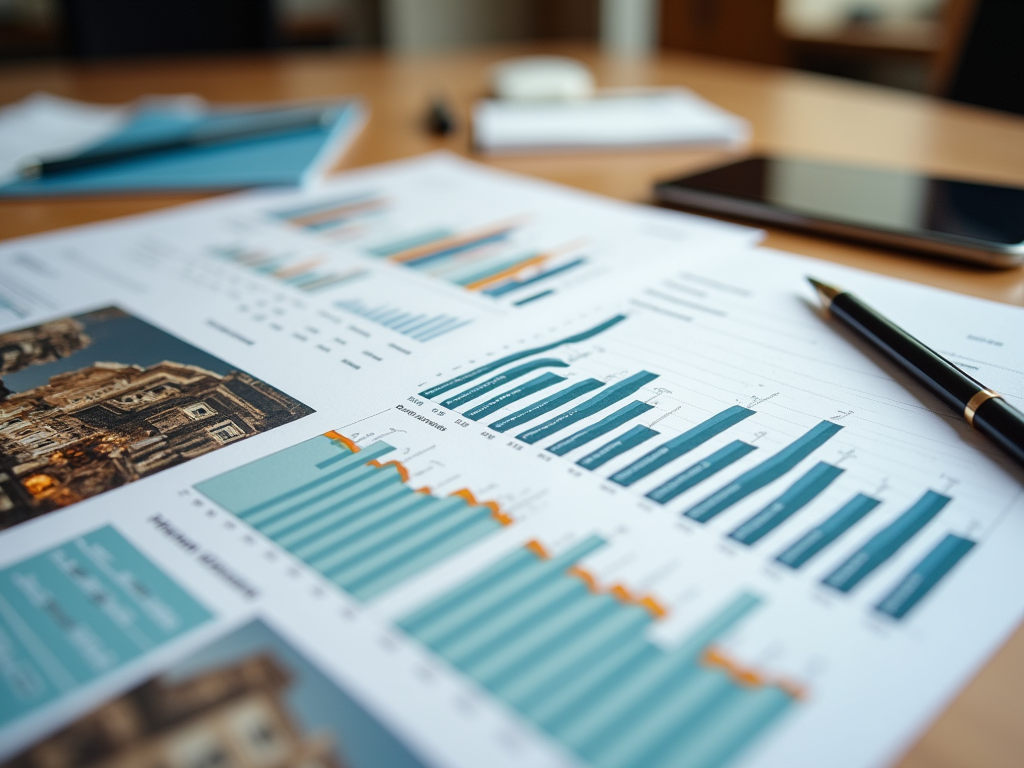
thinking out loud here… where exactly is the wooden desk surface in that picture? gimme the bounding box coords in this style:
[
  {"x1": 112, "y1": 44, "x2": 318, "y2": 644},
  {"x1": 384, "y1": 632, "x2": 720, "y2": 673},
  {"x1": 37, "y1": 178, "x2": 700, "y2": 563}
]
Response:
[{"x1": 2, "y1": 42, "x2": 1024, "y2": 768}]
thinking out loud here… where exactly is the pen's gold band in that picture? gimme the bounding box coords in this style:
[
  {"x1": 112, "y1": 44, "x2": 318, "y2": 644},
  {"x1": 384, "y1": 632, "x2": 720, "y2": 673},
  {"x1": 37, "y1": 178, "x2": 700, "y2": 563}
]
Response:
[{"x1": 964, "y1": 388, "x2": 1002, "y2": 428}]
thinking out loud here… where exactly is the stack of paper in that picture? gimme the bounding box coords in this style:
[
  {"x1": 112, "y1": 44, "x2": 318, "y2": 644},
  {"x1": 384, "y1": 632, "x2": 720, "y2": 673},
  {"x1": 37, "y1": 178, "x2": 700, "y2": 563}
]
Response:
[
  {"x1": 1, "y1": 152, "x2": 1023, "y2": 768},
  {"x1": 474, "y1": 87, "x2": 749, "y2": 153}
]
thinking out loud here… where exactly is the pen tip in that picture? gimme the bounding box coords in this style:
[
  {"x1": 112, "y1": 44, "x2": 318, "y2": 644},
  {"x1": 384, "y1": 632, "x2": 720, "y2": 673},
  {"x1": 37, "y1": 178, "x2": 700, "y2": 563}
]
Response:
[{"x1": 807, "y1": 277, "x2": 841, "y2": 310}]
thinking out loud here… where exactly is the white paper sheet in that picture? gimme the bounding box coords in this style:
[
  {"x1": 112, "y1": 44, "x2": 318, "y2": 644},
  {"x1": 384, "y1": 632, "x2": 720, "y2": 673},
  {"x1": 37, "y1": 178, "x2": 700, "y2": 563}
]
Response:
[{"x1": 0, "y1": 152, "x2": 1022, "y2": 768}]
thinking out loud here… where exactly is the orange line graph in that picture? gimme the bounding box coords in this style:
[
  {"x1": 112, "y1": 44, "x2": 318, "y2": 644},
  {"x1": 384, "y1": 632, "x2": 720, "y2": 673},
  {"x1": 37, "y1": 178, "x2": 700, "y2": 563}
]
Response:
[
  {"x1": 324, "y1": 431, "x2": 360, "y2": 452},
  {"x1": 702, "y1": 647, "x2": 806, "y2": 700},
  {"x1": 464, "y1": 236, "x2": 589, "y2": 291},
  {"x1": 567, "y1": 564, "x2": 669, "y2": 620},
  {"x1": 450, "y1": 488, "x2": 513, "y2": 525},
  {"x1": 368, "y1": 459, "x2": 411, "y2": 482},
  {"x1": 386, "y1": 218, "x2": 525, "y2": 264},
  {"x1": 273, "y1": 258, "x2": 324, "y2": 280},
  {"x1": 290, "y1": 198, "x2": 386, "y2": 227}
]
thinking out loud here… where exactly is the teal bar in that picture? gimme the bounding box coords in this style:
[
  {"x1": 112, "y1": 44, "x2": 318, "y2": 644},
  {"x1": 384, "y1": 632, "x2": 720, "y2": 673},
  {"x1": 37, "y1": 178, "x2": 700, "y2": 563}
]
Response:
[
  {"x1": 437, "y1": 577, "x2": 586, "y2": 664},
  {"x1": 350, "y1": 514, "x2": 501, "y2": 601},
  {"x1": 289, "y1": 483, "x2": 417, "y2": 559},
  {"x1": 488, "y1": 379, "x2": 605, "y2": 433},
  {"x1": 403, "y1": 536, "x2": 605, "y2": 647},
  {"x1": 547, "y1": 400, "x2": 655, "y2": 456},
  {"x1": 306, "y1": 494, "x2": 443, "y2": 572},
  {"x1": 578, "y1": 425, "x2": 659, "y2": 470},
  {"x1": 534, "y1": 640, "x2": 656, "y2": 732},
  {"x1": 729, "y1": 462, "x2": 844, "y2": 545},
  {"x1": 441, "y1": 358, "x2": 570, "y2": 408},
  {"x1": 366, "y1": 227, "x2": 453, "y2": 256},
  {"x1": 258, "y1": 465, "x2": 393, "y2": 539},
  {"x1": 249, "y1": 464, "x2": 378, "y2": 531},
  {"x1": 651, "y1": 685, "x2": 793, "y2": 768},
  {"x1": 463, "y1": 372, "x2": 567, "y2": 421},
  {"x1": 647, "y1": 441, "x2": 757, "y2": 505},
  {"x1": 325, "y1": 497, "x2": 469, "y2": 580},
  {"x1": 824, "y1": 490, "x2": 951, "y2": 593},
  {"x1": 593, "y1": 670, "x2": 735, "y2": 768},
  {"x1": 341, "y1": 510, "x2": 498, "y2": 597},
  {"x1": 194, "y1": 436, "x2": 392, "y2": 515},
  {"x1": 400, "y1": 548, "x2": 540, "y2": 634},
  {"x1": 420, "y1": 315, "x2": 627, "y2": 399},
  {"x1": 466, "y1": 592, "x2": 613, "y2": 686},
  {"x1": 554, "y1": 594, "x2": 761, "y2": 751},
  {"x1": 515, "y1": 372, "x2": 659, "y2": 444},
  {"x1": 685, "y1": 421, "x2": 843, "y2": 523},
  {"x1": 278, "y1": 472, "x2": 407, "y2": 550},
  {"x1": 501, "y1": 606, "x2": 652, "y2": 711},
  {"x1": 611, "y1": 406, "x2": 756, "y2": 487},
  {"x1": 876, "y1": 534, "x2": 975, "y2": 620},
  {"x1": 776, "y1": 493, "x2": 880, "y2": 569}
]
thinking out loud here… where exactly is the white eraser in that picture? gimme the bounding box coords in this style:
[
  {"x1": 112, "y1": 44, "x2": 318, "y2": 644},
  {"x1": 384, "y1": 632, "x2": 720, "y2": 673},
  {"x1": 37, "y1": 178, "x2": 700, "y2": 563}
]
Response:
[{"x1": 490, "y1": 56, "x2": 595, "y2": 101}]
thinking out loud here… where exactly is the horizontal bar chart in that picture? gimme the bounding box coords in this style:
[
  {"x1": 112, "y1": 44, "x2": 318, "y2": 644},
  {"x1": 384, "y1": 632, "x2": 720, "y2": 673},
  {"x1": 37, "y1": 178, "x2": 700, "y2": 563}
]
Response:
[
  {"x1": 775, "y1": 494, "x2": 881, "y2": 570},
  {"x1": 578, "y1": 425, "x2": 660, "y2": 470},
  {"x1": 488, "y1": 379, "x2": 605, "y2": 433},
  {"x1": 463, "y1": 372, "x2": 567, "y2": 421},
  {"x1": 195, "y1": 432, "x2": 511, "y2": 602},
  {"x1": 647, "y1": 441, "x2": 757, "y2": 505},
  {"x1": 420, "y1": 314, "x2": 626, "y2": 399},
  {"x1": 335, "y1": 298, "x2": 472, "y2": 342},
  {"x1": 685, "y1": 421, "x2": 843, "y2": 523},
  {"x1": 440, "y1": 358, "x2": 569, "y2": 409},
  {"x1": 211, "y1": 245, "x2": 368, "y2": 294},
  {"x1": 611, "y1": 406, "x2": 755, "y2": 488},
  {"x1": 823, "y1": 490, "x2": 951, "y2": 593},
  {"x1": 729, "y1": 462, "x2": 844, "y2": 546},
  {"x1": 400, "y1": 539, "x2": 797, "y2": 768},
  {"x1": 875, "y1": 534, "x2": 975, "y2": 620},
  {"x1": 515, "y1": 371, "x2": 659, "y2": 444},
  {"x1": 484, "y1": 257, "x2": 588, "y2": 297},
  {"x1": 270, "y1": 192, "x2": 386, "y2": 233},
  {"x1": 548, "y1": 400, "x2": 655, "y2": 456}
]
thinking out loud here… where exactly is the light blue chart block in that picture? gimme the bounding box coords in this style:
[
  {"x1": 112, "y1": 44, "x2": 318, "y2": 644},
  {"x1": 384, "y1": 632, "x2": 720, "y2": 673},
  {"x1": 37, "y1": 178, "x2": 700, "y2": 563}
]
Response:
[{"x1": 0, "y1": 526, "x2": 211, "y2": 727}]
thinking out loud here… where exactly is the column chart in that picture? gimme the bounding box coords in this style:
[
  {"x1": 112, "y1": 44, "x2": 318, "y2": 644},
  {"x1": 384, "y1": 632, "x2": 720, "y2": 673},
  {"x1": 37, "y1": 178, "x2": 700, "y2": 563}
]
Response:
[
  {"x1": 399, "y1": 538, "x2": 799, "y2": 768},
  {"x1": 195, "y1": 432, "x2": 512, "y2": 601},
  {"x1": 415, "y1": 304, "x2": 981, "y2": 623}
]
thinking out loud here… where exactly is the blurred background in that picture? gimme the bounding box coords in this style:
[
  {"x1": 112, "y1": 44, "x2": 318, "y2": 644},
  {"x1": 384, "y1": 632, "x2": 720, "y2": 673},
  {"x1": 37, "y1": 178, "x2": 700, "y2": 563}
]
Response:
[{"x1": 0, "y1": 0, "x2": 1019, "y2": 114}]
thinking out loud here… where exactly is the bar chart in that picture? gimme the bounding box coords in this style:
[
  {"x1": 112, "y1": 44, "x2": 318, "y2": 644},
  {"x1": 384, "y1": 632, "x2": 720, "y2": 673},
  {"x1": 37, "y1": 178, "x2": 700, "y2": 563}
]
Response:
[
  {"x1": 270, "y1": 192, "x2": 387, "y2": 235},
  {"x1": 367, "y1": 220, "x2": 588, "y2": 306},
  {"x1": 399, "y1": 538, "x2": 798, "y2": 768},
  {"x1": 417, "y1": 310, "x2": 978, "y2": 622},
  {"x1": 334, "y1": 297, "x2": 472, "y2": 342},
  {"x1": 195, "y1": 431, "x2": 512, "y2": 601},
  {"x1": 211, "y1": 244, "x2": 368, "y2": 294}
]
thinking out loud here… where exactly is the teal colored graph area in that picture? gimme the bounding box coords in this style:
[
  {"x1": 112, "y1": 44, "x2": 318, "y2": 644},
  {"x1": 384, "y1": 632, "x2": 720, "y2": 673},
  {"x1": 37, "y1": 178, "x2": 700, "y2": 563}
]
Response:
[
  {"x1": 0, "y1": 526, "x2": 211, "y2": 727},
  {"x1": 400, "y1": 540, "x2": 795, "y2": 768},
  {"x1": 196, "y1": 434, "x2": 507, "y2": 602},
  {"x1": 419, "y1": 314, "x2": 627, "y2": 399}
]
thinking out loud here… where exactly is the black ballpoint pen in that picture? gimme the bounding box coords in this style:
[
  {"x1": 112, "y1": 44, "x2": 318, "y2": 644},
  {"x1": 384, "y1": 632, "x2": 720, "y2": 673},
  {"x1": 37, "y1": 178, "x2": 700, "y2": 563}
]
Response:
[
  {"x1": 18, "y1": 105, "x2": 337, "y2": 179},
  {"x1": 808, "y1": 277, "x2": 1024, "y2": 469}
]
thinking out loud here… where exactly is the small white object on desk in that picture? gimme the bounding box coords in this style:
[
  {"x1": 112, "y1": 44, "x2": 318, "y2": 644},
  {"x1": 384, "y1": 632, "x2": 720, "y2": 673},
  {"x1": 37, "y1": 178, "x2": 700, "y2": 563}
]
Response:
[
  {"x1": 489, "y1": 56, "x2": 596, "y2": 101},
  {"x1": 473, "y1": 87, "x2": 750, "y2": 154}
]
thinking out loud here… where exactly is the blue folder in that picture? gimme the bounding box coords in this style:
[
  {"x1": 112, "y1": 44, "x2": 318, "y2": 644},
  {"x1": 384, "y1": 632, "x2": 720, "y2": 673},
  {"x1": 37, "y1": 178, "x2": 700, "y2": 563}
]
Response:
[{"x1": 0, "y1": 100, "x2": 366, "y2": 197}]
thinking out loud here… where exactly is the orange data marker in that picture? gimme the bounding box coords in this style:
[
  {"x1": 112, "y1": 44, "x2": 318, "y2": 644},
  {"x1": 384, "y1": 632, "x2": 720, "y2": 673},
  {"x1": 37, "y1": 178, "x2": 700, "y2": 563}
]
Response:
[
  {"x1": 464, "y1": 254, "x2": 549, "y2": 291},
  {"x1": 273, "y1": 258, "x2": 323, "y2": 280},
  {"x1": 323, "y1": 431, "x2": 360, "y2": 453},
  {"x1": 450, "y1": 488, "x2": 512, "y2": 525},
  {"x1": 414, "y1": 486, "x2": 432, "y2": 495},
  {"x1": 525, "y1": 540, "x2": 551, "y2": 560},
  {"x1": 638, "y1": 595, "x2": 668, "y2": 620},
  {"x1": 368, "y1": 459, "x2": 410, "y2": 482},
  {"x1": 701, "y1": 647, "x2": 802, "y2": 696},
  {"x1": 567, "y1": 565, "x2": 599, "y2": 593},
  {"x1": 610, "y1": 584, "x2": 634, "y2": 603}
]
